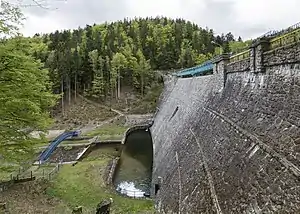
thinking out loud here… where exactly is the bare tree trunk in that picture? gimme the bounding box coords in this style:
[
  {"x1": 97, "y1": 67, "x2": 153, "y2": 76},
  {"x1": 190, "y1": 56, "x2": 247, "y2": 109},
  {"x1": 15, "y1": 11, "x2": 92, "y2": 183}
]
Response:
[
  {"x1": 117, "y1": 72, "x2": 121, "y2": 99},
  {"x1": 115, "y1": 81, "x2": 118, "y2": 100},
  {"x1": 74, "y1": 73, "x2": 77, "y2": 102},
  {"x1": 68, "y1": 75, "x2": 71, "y2": 106},
  {"x1": 61, "y1": 77, "x2": 64, "y2": 116},
  {"x1": 141, "y1": 74, "x2": 144, "y2": 97}
]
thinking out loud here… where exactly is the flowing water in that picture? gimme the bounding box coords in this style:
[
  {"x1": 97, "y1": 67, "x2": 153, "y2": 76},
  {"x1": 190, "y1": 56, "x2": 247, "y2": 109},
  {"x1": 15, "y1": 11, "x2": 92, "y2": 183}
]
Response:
[{"x1": 113, "y1": 129, "x2": 153, "y2": 198}]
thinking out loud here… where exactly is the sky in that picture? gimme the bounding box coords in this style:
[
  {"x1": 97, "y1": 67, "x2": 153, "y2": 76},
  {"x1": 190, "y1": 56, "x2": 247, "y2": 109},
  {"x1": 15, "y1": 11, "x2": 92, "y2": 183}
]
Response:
[{"x1": 17, "y1": 0, "x2": 300, "y2": 40}]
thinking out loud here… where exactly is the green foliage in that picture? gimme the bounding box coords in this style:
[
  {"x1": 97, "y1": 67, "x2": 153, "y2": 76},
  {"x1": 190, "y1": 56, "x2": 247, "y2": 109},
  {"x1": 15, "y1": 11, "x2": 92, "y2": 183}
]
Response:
[
  {"x1": 229, "y1": 40, "x2": 252, "y2": 54},
  {"x1": 0, "y1": 37, "x2": 58, "y2": 162},
  {"x1": 111, "y1": 52, "x2": 127, "y2": 98},
  {"x1": 26, "y1": 17, "x2": 242, "y2": 103},
  {"x1": 0, "y1": 1, "x2": 23, "y2": 35},
  {"x1": 129, "y1": 83, "x2": 164, "y2": 114}
]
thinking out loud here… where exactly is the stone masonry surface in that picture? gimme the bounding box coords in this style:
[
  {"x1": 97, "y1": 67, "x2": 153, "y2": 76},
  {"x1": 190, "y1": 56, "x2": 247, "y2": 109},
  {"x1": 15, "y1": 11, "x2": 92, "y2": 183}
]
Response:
[
  {"x1": 151, "y1": 64, "x2": 300, "y2": 213},
  {"x1": 264, "y1": 42, "x2": 300, "y2": 66},
  {"x1": 227, "y1": 58, "x2": 250, "y2": 73}
]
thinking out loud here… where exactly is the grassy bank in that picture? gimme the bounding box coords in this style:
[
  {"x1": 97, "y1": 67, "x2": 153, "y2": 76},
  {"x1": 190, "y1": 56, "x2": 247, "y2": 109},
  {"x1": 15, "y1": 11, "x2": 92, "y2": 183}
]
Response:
[
  {"x1": 85, "y1": 118, "x2": 129, "y2": 140},
  {"x1": 47, "y1": 146, "x2": 155, "y2": 213}
]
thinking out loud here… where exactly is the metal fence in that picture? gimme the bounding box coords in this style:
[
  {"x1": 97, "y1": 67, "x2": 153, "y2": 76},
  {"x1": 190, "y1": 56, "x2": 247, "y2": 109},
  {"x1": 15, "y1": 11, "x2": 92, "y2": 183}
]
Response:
[
  {"x1": 229, "y1": 21, "x2": 300, "y2": 63},
  {"x1": 0, "y1": 162, "x2": 62, "y2": 192},
  {"x1": 269, "y1": 28, "x2": 300, "y2": 49},
  {"x1": 229, "y1": 50, "x2": 250, "y2": 63},
  {"x1": 257, "y1": 21, "x2": 300, "y2": 40},
  {"x1": 116, "y1": 188, "x2": 148, "y2": 198},
  {"x1": 37, "y1": 162, "x2": 62, "y2": 180}
]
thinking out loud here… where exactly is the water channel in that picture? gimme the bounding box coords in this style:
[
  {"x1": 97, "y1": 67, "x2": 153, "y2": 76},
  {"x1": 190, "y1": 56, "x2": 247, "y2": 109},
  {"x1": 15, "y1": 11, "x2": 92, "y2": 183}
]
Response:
[{"x1": 113, "y1": 129, "x2": 153, "y2": 198}]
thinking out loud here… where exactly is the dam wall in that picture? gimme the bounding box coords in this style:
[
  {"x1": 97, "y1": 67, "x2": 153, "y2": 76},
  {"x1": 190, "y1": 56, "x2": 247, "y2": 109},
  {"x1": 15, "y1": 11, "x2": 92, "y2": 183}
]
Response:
[{"x1": 151, "y1": 36, "x2": 300, "y2": 213}]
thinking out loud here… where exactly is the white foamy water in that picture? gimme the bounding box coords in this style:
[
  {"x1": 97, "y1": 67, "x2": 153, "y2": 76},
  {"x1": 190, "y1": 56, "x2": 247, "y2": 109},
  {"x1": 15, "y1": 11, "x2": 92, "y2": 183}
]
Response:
[{"x1": 116, "y1": 181, "x2": 145, "y2": 198}]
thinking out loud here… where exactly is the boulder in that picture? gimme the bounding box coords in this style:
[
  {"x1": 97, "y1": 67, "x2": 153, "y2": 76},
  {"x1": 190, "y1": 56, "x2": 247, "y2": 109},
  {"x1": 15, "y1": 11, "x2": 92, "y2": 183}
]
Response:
[
  {"x1": 72, "y1": 206, "x2": 83, "y2": 214},
  {"x1": 0, "y1": 202, "x2": 7, "y2": 212},
  {"x1": 96, "y1": 198, "x2": 113, "y2": 214}
]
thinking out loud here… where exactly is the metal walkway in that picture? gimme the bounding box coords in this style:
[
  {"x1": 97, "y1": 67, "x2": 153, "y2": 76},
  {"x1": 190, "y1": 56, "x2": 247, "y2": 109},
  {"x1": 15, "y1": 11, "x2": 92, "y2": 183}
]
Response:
[{"x1": 175, "y1": 60, "x2": 213, "y2": 77}]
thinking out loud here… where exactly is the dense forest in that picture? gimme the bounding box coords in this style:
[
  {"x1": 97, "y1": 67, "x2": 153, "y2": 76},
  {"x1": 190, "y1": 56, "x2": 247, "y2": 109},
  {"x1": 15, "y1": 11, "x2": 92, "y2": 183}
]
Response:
[
  {"x1": 0, "y1": 0, "x2": 250, "y2": 162},
  {"x1": 23, "y1": 17, "x2": 249, "y2": 108}
]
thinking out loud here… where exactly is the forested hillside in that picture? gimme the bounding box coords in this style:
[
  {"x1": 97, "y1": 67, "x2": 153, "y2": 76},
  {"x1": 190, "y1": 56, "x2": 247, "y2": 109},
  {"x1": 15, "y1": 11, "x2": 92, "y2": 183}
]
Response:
[
  {"x1": 26, "y1": 17, "x2": 245, "y2": 110},
  {"x1": 1, "y1": 0, "x2": 249, "y2": 162}
]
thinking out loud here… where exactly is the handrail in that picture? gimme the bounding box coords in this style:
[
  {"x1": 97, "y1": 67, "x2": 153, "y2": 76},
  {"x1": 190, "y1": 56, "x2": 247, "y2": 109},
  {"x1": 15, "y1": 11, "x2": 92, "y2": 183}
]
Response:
[
  {"x1": 257, "y1": 21, "x2": 300, "y2": 40},
  {"x1": 176, "y1": 60, "x2": 213, "y2": 77},
  {"x1": 175, "y1": 21, "x2": 300, "y2": 78},
  {"x1": 269, "y1": 28, "x2": 300, "y2": 49},
  {"x1": 117, "y1": 187, "x2": 147, "y2": 198},
  {"x1": 229, "y1": 50, "x2": 250, "y2": 63}
]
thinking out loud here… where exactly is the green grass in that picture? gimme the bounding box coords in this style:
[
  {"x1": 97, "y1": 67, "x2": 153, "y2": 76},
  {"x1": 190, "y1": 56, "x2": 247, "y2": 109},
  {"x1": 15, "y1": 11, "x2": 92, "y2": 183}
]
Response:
[
  {"x1": 61, "y1": 139, "x2": 91, "y2": 145},
  {"x1": 0, "y1": 165, "x2": 18, "y2": 181},
  {"x1": 0, "y1": 149, "x2": 40, "y2": 181},
  {"x1": 86, "y1": 123, "x2": 129, "y2": 139},
  {"x1": 47, "y1": 147, "x2": 154, "y2": 213}
]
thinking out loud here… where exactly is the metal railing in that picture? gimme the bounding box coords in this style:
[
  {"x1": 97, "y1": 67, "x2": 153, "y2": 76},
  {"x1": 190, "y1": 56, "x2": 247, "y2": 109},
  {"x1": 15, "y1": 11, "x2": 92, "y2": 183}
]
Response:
[
  {"x1": 0, "y1": 162, "x2": 62, "y2": 192},
  {"x1": 269, "y1": 28, "x2": 300, "y2": 49},
  {"x1": 176, "y1": 60, "x2": 213, "y2": 77},
  {"x1": 229, "y1": 50, "x2": 250, "y2": 63},
  {"x1": 45, "y1": 162, "x2": 61, "y2": 180},
  {"x1": 257, "y1": 21, "x2": 300, "y2": 40},
  {"x1": 116, "y1": 187, "x2": 148, "y2": 198}
]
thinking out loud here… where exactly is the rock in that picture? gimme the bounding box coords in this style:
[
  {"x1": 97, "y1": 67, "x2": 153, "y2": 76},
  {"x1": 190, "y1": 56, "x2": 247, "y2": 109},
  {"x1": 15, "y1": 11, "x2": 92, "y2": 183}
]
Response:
[
  {"x1": 0, "y1": 202, "x2": 7, "y2": 212},
  {"x1": 96, "y1": 198, "x2": 113, "y2": 214},
  {"x1": 72, "y1": 206, "x2": 83, "y2": 214}
]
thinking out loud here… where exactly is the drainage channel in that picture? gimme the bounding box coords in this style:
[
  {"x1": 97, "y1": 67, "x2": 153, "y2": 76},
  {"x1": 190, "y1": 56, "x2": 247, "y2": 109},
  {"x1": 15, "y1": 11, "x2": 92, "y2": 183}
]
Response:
[{"x1": 113, "y1": 129, "x2": 153, "y2": 198}]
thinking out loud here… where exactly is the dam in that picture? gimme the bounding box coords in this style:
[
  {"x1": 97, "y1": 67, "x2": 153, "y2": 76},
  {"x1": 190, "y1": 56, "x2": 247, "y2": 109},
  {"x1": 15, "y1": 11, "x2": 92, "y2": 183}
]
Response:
[{"x1": 151, "y1": 28, "x2": 300, "y2": 213}]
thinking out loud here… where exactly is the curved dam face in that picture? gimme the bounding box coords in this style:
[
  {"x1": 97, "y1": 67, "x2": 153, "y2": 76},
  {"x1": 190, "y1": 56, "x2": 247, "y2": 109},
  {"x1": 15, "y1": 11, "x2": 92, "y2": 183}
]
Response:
[{"x1": 151, "y1": 64, "x2": 300, "y2": 213}]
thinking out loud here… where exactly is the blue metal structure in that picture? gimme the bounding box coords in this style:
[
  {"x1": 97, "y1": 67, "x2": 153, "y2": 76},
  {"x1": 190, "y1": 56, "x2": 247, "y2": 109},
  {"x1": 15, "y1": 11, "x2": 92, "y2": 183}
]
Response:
[
  {"x1": 38, "y1": 130, "x2": 80, "y2": 163},
  {"x1": 176, "y1": 60, "x2": 213, "y2": 77}
]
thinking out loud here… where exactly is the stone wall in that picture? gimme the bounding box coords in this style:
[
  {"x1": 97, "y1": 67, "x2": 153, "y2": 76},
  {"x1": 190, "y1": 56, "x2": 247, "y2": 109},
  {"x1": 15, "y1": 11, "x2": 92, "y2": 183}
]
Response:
[
  {"x1": 124, "y1": 114, "x2": 154, "y2": 126},
  {"x1": 151, "y1": 64, "x2": 300, "y2": 213},
  {"x1": 264, "y1": 42, "x2": 300, "y2": 66},
  {"x1": 227, "y1": 58, "x2": 250, "y2": 73}
]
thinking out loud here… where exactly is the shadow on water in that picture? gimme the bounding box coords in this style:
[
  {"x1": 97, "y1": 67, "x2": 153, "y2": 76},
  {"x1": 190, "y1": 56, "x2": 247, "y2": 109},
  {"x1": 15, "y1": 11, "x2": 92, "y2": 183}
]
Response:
[{"x1": 113, "y1": 129, "x2": 153, "y2": 198}]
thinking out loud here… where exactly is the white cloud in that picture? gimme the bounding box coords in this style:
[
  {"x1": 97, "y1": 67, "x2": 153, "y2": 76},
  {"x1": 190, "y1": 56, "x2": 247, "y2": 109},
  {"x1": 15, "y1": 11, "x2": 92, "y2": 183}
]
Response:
[
  {"x1": 233, "y1": 0, "x2": 300, "y2": 38},
  {"x1": 18, "y1": 0, "x2": 300, "y2": 40},
  {"x1": 21, "y1": 12, "x2": 64, "y2": 36}
]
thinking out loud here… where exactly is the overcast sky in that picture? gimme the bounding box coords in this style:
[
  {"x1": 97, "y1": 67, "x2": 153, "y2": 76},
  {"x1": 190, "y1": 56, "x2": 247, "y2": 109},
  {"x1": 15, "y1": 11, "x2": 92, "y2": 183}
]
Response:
[{"x1": 18, "y1": 0, "x2": 300, "y2": 40}]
